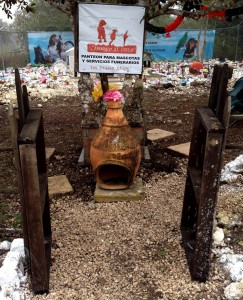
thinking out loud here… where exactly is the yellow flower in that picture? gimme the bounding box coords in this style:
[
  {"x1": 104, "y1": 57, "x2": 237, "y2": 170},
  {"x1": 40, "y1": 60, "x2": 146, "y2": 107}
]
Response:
[{"x1": 92, "y1": 82, "x2": 119, "y2": 102}]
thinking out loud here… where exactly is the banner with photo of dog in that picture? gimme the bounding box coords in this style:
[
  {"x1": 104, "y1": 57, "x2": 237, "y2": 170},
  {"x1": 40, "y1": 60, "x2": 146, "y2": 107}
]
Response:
[
  {"x1": 28, "y1": 32, "x2": 74, "y2": 65},
  {"x1": 78, "y1": 4, "x2": 145, "y2": 74}
]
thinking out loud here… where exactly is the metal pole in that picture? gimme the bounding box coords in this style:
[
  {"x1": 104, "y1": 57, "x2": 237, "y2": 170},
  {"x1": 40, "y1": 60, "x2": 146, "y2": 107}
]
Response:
[
  {"x1": 235, "y1": 26, "x2": 239, "y2": 61},
  {"x1": 235, "y1": 21, "x2": 242, "y2": 61},
  {"x1": 0, "y1": 25, "x2": 6, "y2": 71}
]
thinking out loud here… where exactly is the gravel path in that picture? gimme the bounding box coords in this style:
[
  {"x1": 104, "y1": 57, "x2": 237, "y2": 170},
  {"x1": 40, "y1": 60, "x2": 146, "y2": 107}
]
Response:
[{"x1": 30, "y1": 167, "x2": 242, "y2": 300}]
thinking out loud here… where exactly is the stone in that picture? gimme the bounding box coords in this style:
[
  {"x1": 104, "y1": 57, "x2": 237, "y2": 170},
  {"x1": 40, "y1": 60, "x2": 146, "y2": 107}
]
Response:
[
  {"x1": 45, "y1": 147, "x2": 55, "y2": 164},
  {"x1": 0, "y1": 241, "x2": 11, "y2": 251},
  {"x1": 144, "y1": 145, "x2": 151, "y2": 160},
  {"x1": 213, "y1": 227, "x2": 224, "y2": 245},
  {"x1": 217, "y1": 211, "x2": 242, "y2": 229},
  {"x1": 48, "y1": 175, "x2": 73, "y2": 197},
  {"x1": 221, "y1": 154, "x2": 243, "y2": 183},
  {"x1": 10, "y1": 239, "x2": 24, "y2": 258},
  {"x1": 78, "y1": 148, "x2": 85, "y2": 165},
  {"x1": 167, "y1": 142, "x2": 190, "y2": 156},
  {"x1": 220, "y1": 253, "x2": 243, "y2": 282},
  {"x1": 224, "y1": 280, "x2": 243, "y2": 300},
  {"x1": 147, "y1": 128, "x2": 175, "y2": 141},
  {"x1": 0, "y1": 238, "x2": 26, "y2": 300},
  {"x1": 94, "y1": 177, "x2": 143, "y2": 203}
]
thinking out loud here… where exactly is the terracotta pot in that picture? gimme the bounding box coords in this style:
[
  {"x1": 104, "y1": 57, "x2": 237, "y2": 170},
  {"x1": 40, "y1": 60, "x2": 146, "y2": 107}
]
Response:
[{"x1": 90, "y1": 100, "x2": 141, "y2": 190}]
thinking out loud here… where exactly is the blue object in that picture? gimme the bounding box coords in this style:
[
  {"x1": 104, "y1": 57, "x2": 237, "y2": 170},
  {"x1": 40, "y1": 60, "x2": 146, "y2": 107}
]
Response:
[{"x1": 230, "y1": 77, "x2": 243, "y2": 113}]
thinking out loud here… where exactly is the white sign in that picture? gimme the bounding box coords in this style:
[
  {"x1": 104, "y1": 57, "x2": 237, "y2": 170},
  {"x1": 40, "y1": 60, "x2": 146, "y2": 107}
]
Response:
[{"x1": 78, "y1": 4, "x2": 145, "y2": 74}]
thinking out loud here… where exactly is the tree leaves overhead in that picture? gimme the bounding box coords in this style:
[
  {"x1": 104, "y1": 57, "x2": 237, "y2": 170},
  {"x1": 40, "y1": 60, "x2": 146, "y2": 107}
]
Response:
[
  {"x1": 1, "y1": 0, "x2": 35, "y2": 18},
  {"x1": 9, "y1": 0, "x2": 72, "y2": 31},
  {"x1": 1, "y1": 0, "x2": 242, "y2": 21}
]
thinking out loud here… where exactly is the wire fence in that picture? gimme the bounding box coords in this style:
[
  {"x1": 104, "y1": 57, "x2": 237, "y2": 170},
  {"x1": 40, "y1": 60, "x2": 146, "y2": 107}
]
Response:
[
  {"x1": 0, "y1": 30, "x2": 28, "y2": 70},
  {"x1": 0, "y1": 26, "x2": 242, "y2": 70},
  {"x1": 213, "y1": 25, "x2": 243, "y2": 61}
]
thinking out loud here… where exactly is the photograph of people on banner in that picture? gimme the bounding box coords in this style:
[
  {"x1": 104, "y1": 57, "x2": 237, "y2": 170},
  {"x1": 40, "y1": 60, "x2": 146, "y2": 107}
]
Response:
[{"x1": 78, "y1": 4, "x2": 145, "y2": 74}]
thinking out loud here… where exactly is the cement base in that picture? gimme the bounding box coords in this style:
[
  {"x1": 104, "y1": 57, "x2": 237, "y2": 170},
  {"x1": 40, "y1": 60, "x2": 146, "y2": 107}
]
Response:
[
  {"x1": 167, "y1": 142, "x2": 190, "y2": 157},
  {"x1": 78, "y1": 148, "x2": 85, "y2": 165},
  {"x1": 45, "y1": 147, "x2": 55, "y2": 164},
  {"x1": 94, "y1": 177, "x2": 143, "y2": 203},
  {"x1": 144, "y1": 145, "x2": 151, "y2": 161},
  {"x1": 147, "y1": 128, "x2": 175, "y2": 141},
  {"x1": 48, "y1": 175, "x2": 73, "y2": 197}
]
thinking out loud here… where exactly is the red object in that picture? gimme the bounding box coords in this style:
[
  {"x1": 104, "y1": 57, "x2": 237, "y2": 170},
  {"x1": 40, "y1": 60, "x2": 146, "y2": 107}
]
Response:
[
  {"x1": 97, "y1": 20, "x2": 107, "y2": 43},
  {"x1": 201, "y1": 5, "x2": 226, "y2": 20},
  {"x1": 165, "y1": 16, "x2": 184, "y2": 33},
  {"x1": 189, "y1": 61, "x2": 203, "y2": 75},
  {"x1": 159, "y1": 6, "x2": 226, "y2": 34},
  {"x1": 191, "y1": 61, "x2": 203, "y2": 69},
  {"x1": 123, "y1": 31, "x2": 128, "y2": 46},
  {"x1": 109, "y1": 29, "x2": 118, "y2": 45},
  {"x1": 165, "y1": 32, "x2": 171, "y2": 38}
]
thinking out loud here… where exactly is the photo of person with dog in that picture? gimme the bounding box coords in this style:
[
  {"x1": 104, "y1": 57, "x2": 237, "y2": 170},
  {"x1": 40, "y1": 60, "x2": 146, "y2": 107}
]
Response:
[{"x1": 28, "y1": 32, "x2": 74, "y2": 65}]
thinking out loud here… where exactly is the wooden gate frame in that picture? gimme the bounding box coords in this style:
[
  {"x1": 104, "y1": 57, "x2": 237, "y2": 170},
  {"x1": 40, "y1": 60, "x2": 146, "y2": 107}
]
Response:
[
  {"x1": 180, "y1": 64, "x2": 233, "y2": 282},
  {"x1": 8, "y1": 69, "x2": 51, "y2": 294}
]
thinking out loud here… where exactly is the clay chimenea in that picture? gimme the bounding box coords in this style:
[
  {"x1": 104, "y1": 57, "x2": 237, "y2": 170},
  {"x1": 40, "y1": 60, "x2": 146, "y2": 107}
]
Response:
[{"x1": 90, "y1": 90, "x2": 141, "y2": 190}]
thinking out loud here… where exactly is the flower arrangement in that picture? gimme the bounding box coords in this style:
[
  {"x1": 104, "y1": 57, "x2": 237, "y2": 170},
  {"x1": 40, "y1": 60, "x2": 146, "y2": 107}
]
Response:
[
  {"x1": 103, "y1": 89, "x2": 124, "y2": 102},
  {"x1": 92, "y1": 82, "x2": 120, "y2": 103}
]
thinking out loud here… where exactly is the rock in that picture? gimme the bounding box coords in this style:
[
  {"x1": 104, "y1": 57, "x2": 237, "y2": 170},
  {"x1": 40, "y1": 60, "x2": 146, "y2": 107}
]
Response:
[
  {"x1": 213, "y1": 227, "x2": 224, "y2": 245},
  {"x1": 224, "y1": 280, "x2": 243, "y2": 300},
  {"x1": 221, "y1": 155, "x2": 243, "y2": 183},
  {"x1": 217, "y1": 211, "x2": 242, "y2": 229},
  {"x1": 162, "y1": 83, "x2": 175, "y2": 89},
  {"x1": 147, "y1": 128, "x2": 175, "y2": 141},
  {"x1": 190, "y1": 80, "x2": 204, "y2": 86},
  {"x1": 0, "y1": 241, "x2": 11, "y2": 251},
  {"x1": 10, "y1": 239, "x2": 25, "y2": 258},
  {"x1": 0, "y1": 238, "x2": 26, "y2": 300},
  {"x1": 219, "y1": 252, "x2": 243, "y2": 281},
  {"x1": 48, "y1": 175, "x2": 73, "y2": 197}
]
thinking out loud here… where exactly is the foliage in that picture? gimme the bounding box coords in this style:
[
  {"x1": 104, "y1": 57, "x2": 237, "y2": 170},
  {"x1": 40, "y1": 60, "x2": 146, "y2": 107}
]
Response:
[
  {"x1": 214, "y1": 25, "x2": 243, "y2": 60},
  {"x1": 0, "y1": 0, "x2": 36, "y2": 19},
  {"x1": 12, "y1": 213, "x2": 22, "y2": 228},
  {"x1": 9, "y1": 0, "x2": 72, "y2": 31},
  {"x1": 0, "y1": 0, "x2": 242, "y2": 61},
  {"x1": 1, "y1": 0, "x2": 241, "y2": 21}
]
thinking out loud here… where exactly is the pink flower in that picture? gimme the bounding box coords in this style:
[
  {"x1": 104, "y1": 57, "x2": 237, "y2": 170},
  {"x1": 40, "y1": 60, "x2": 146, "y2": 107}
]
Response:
[
  {"x1": 41, "y1": 76, "x2": 46, "y2": 84},
  {"x1": 103, "y1": 89, "x2": 124, "y2": 102}
]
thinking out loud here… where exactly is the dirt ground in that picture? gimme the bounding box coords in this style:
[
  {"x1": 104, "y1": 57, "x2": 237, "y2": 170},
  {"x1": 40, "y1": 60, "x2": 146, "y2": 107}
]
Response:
[{"x1": 0, "y1": 76, "x2": 243, "y2": 299}]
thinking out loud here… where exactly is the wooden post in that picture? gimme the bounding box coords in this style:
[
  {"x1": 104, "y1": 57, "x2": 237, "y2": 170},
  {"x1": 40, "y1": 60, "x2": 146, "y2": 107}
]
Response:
[
  {"x1": 181, "y1": 64, "x2": 233, "y2": 282},
  {"x1": 15, "y1": 69, "x2": 25, "y2": 130},
  {"x1": 181, "y1": 106, "x2": 224, "y2": 282},
  {"x1": 9, "y1": 69, "x2": 51, "y2": 294},
  {"x1": 100, "y1": 73, "x2": 109, "y2": 94},
  {"x1": 18, "y1": 109, "x2": 51, "y2": 294}
]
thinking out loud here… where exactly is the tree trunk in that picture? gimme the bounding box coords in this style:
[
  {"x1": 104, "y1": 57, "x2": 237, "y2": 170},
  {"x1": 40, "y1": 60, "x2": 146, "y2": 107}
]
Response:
[{"x1": 200, "y1": 17, "x2": 208, "y2": 61}]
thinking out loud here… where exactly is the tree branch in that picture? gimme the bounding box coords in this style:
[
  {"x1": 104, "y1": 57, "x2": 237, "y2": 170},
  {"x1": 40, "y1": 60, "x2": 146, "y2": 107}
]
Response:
[
  {"x1": 44, "y1": 0, "x2": 73, "y2": 15},
  {"x1": 1, "y1": 0, "x2": 242, "y2": 20},
  {"x1": 148, "y1": 3, "x2": 238, "y2": 20}
]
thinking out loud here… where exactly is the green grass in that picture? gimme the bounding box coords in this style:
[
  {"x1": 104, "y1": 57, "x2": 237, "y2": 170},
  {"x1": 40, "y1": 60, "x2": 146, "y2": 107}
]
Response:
[
  {"x1": 12, "y1": 214, "x2": 22, "y2": 228},
  {"x1": 158, "y1": 247, "x2": 167, "y2": 258}
]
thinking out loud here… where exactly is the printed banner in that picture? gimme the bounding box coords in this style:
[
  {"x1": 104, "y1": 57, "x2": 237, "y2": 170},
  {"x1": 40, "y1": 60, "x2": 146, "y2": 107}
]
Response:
[
  {"x1": 28, "y1": 32, "x2": 74, "y2": 65},
  {"x1": 78, "y1": 4, "x2": 145, "y2": 74},
  {"x1": 144, "y1": 30, "x2": 215, "y2": 61}
]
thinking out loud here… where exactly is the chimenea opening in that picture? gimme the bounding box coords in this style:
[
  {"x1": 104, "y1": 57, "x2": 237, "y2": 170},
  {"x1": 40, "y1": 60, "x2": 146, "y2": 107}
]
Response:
[{"x1": 95, "y1": 162, "x2": 132, "y2": 190}]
